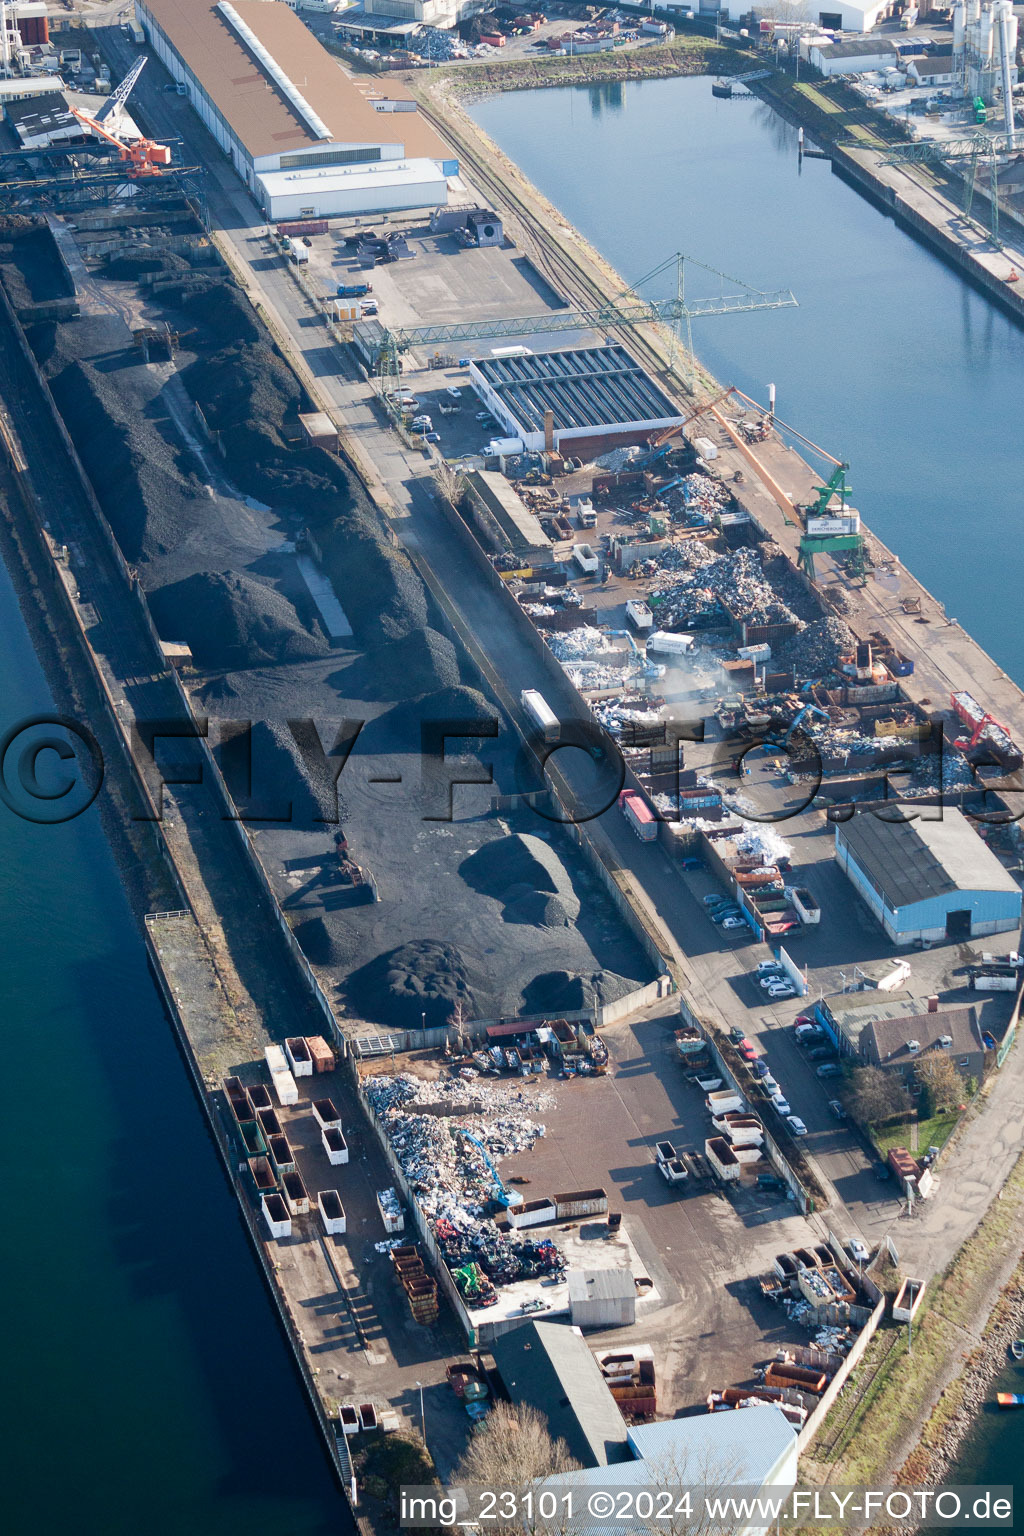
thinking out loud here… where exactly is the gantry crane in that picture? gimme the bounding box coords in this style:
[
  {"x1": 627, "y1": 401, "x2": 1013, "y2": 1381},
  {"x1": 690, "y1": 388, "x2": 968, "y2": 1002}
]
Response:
[
  {"x1": 70, "y1": 103, "x2": 171, "y2": 176},
  {"x1": 880, "y1": 135, "x2": 1014, "y2": 248},
  {"x1": 376, "y1": 250, "x2": 796, "y2": 395}
]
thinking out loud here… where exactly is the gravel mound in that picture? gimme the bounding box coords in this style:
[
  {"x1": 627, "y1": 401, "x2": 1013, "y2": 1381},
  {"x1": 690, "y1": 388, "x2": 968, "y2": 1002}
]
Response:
[
  {"x1": 106, "y1": 250, "x2": 191, "y2": 280},
  {"x1": 180, "y1": 282, "x2": 262, "y2": 345},
  {"x1": 775, "y1": 616, "x2": 854, "y2": 676},
  {"x1": 149, "y1": 570, "x2": 328, "y2": 670},
  {"x1": 292, "y1": 915, "x2": 338, "y2": 968},
  {"x1": 246, "y1": 719, "x2": 341, "y2": 826},
  {"x1": 347, "y1": 940, "x2": 477, "y2": 1029},
  {"x1": 30, "y1": 319, "x2": 205, "y2": 562},
  {"x1": 520, "y1": 969, "x2": 634, "y2": 1015},
  {"x1": 504, "y1": 892, "x2": 571, "y2": 929},
  {"x1": 460, "y1": 833, "x2": 581, "y2": 925},
  {"x1": 0, "y1": 216, "x2": 73, "y2": 308},
  {"x1": 321, "y1": 522, "x2": 428, "y2": 642}
]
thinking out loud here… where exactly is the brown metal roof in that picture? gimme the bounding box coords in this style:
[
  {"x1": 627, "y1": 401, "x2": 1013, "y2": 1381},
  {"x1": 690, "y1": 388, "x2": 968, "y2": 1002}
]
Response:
[{"x1": 143, "y1": 0, "x2": 450, "y2": 161}]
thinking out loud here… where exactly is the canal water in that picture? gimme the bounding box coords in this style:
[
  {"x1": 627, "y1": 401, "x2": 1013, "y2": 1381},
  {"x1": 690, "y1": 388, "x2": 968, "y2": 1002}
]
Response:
[
  {"x1": 473, "y1": 75, "x2": 1024, "y2": 685},
  {"x1": 0, "y1": 552, "x2": 344, "y2": 1531},
  {"x1": 472, "y1": 72, "x2": 1023, "y2": 1488}
]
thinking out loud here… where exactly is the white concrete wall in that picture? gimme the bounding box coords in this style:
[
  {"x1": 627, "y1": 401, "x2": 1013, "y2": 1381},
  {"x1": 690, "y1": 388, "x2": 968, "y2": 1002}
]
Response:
[{"x1": 260, "y1": 170, "x2": 447, "y2": 220}]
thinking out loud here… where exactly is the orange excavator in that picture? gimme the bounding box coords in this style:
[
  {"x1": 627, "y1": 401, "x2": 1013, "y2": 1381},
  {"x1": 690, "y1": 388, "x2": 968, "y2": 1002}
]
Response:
[{"x1": 70, "y1": 105, "x2": 171, "y2": 176}]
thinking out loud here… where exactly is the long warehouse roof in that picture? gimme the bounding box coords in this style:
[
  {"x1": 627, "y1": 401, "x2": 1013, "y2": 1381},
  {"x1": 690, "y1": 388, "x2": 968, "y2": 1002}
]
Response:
[
  {"x1": 837, "y1": 807, "x2": 1020, "y2": 909},
  {"x1": 142, "y1": 0, "x2": 450, "y2": 160},
  {"x1": 473, "y1": 345, "x2": 682, "y2": 433}
]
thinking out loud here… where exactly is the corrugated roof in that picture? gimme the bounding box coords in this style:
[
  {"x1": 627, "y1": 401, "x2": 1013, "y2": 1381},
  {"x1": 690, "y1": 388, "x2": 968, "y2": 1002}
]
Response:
[
  {"x1": 490, "y1": 1320, "x2": 631, "y2": 1468},
  {"x1": 474, "y1": 345, "x2": 682, "y2": 435},
  {"x1": 836, "y1": 808, "x2": 1020, "y2": 911},
  {"x1": 142, "y1": 0, "x2": 449, "y2": 161},
  {"x1": 567, "y1": 1268, "x2": 636, "y2": 1303},
  {"x1": 816, "y1": 37, "x2": 898, "y2": 57}
]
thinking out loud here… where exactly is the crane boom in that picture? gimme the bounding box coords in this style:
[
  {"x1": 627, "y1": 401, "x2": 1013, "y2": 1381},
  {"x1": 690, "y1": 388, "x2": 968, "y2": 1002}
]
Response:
[
  {"x1": 97, "y1": 55, "x2": 147, "y2": 123},
  {"x1": 70, "y1": 105, "x2": 171, "y2": 176},
  {"x1": 454, "y1": 1127, "x2": 523, "y2": 1207}
]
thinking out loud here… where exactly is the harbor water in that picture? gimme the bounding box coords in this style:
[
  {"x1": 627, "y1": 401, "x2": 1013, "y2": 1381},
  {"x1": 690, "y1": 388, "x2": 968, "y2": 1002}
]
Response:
[
  {"x1": 472, "y1": 70, "x2": 1024, "y2": 1484},
  {"x1": 0, "y1": 550, "x2": 345, "y2": 1531},
  {"x1": 472, "y1": 75, "x2": 1024, "y2": 684}
]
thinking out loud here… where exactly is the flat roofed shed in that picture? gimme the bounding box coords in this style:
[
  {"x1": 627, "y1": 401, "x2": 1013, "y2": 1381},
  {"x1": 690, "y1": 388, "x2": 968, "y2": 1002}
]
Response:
[
  {"x1": 141, "y1": 0, "x2": 450, "y2": 162},
  {"x1": 472, "y1": 345, "x2": 683, "y2": 436}
]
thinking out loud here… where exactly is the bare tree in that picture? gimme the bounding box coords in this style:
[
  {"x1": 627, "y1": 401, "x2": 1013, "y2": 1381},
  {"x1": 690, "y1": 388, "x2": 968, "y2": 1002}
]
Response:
[
  {"x1": 634, "y1": 1439, "x2": 762, "y2": 1536},
  {"x1": 914, "y1": 1053, "x2": 966, "y2": 1115},
  {"x1": 433, "y1": 460, "x2": 466, "y2": 510},
  {"x1": 452, "y1": 1402, "x2": 579, "y2": 1535},
  {"x1": 846, "y1": 1065, "x2": 911, "y2": 1128}
]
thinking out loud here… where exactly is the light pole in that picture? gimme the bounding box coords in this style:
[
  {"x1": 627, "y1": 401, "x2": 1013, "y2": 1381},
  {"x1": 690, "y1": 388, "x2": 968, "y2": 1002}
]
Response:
[{"x1": 416, "y1": 1380, "x2": 426, "y2": 1441}]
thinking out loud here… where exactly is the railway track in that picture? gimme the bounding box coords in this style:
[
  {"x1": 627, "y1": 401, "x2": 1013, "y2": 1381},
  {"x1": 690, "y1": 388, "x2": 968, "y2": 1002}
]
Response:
[
  {"x1": 416, "y1": 95, "x2": 700, "y2": 398},
  {"x1": 814, "y1": 1328, "x2": 903, "y2": 1462}
]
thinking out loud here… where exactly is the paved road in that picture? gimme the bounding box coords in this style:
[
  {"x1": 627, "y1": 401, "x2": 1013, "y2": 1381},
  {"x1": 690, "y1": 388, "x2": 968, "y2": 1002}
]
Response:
[{"x1": 101, "y1": 29, "x2": 1024, "y2": 1270}]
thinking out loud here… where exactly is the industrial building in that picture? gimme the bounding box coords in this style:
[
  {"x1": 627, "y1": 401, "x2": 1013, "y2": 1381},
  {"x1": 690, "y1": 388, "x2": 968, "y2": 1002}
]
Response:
[
  {"x1": 808, "y1": 36, "x2": 900, "y2": 74},
  {"x1": 538, "y1": 1406, "x2": 798, "y2": 1536},
  {"x1": 5, "y1": 91, "x2": 80, "y2": 150},
  {"x1": 469, "y1": 345, "x2": 685, "y2": 456},
  {"x1": 462, "y1": 468, "x2": 550, "y2": 563},
  {"x1": 834, "y1": 808, "x2": 1022, "y2": 945},
  {"x1": 137, "y1": 0, "x2": 457, "y2": 218},
  {"x1": 490, "y1": 1321, "x2": 632, "y2": 1468},
  {"x1": 567, "y1": 1268, "x2": 636, "y2": 1330}
]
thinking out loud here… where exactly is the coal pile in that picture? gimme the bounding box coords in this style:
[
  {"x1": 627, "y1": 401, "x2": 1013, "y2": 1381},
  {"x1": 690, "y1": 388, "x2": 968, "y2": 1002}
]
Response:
[
  {"x1": 292, "y1": 915, "x2": 337, "y2": 967},
  {"x1": 149, "y1": 570, "x2": 327, "y2": 670},
  {"x1": 179, "y1": 282, "x2": 262, "y2": 345},
  {"x1": 460, "y1": 833, "x2": 581, "y2": 926},
  {"x1": 106, "y1": 250, "x2": 191, "y2": 280},
  {"x1": 520, "y1": 969, "x2": 634, "y2": 1015},
  {"x1": 775, "y1": 616, "x2": 853, "y2": 677},
  {"x1": 243, "y1": 719, "x2": 342, "y2": 827},
  {"x1": 342, "y1": 626, "x2": 460, "y2": 700},
  {"x1": 320, "y1": 521, "x2": 429, "y2": 642},
  {"x1": 30, "y1": 318, "x2": 205, "y2": 562},
  {"x1": 347, "y1": 940, "x2": 478, "y2": 1029},
  {"x1": 0, "y1": 216, "x2": 73, "y2": 309}
]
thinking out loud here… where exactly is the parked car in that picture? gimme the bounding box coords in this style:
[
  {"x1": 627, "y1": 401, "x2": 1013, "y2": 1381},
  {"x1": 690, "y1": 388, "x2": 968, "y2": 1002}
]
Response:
[
  {"x1": 795, "y1": 1013, "x2": 815, "y2": 1027},
  {"x1": 757, "y1": 1174, "x2": 786, "y2": 1192},
  {"x1": 737, "y1": 1040, "x2": 758, "y2": 1061},
  {"x1": 808, "y1": 1046, "x2": 835, "y2": 1062},
  {"x1": 766, "y1": 984, "x2": 796, "y2": 1000},
  {"x1": 762, "y1": 1074, "x2": 780, "y2": 1095},
  {"x1": 872, "y1": 1161, "x2": 892, "y2": 1181},
  {"x1": 705, "y1": 894, "x2": 729, "y2": 907},
  {"x1": 757, "y1": 960, "x2": 783, "y2": 975},
  {"x1": 827, "y1": 1098, "x2": 846, "y2": 1119},
  {"x1": 424, "y1": 431, "x2": 441, "y2": 443},
  {"x1": 751, "y1": 1060, "x2": 769, "y2": 1079},
  {"x1": 728, "y1": 1025, "x2": 746, "y2": 1045},
  {"x1": 786, "y1": 1115, "x2": 808, "y2": 1137},
  {"x1": 848, "y1": 1238, "x2": 870, "y2": 1265},
  {"x1": 770, "y1": 1094, "x2": 791, "y2": 1116},
  {"x1": 816, "y1": 1063, "x2": 842, "y2": 1080},
  {"x1": 722, "y1": 917, "x2": 748, "y2": 931},
  {"x1": 446, "y1": 386, "x2": 462, "y2": 400}
]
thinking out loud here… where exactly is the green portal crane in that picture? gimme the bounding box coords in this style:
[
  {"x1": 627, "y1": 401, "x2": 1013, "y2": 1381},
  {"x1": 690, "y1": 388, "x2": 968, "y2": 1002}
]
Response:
[{"x1": 880, "y1": 136, "x2": 1013, "y2": 247}]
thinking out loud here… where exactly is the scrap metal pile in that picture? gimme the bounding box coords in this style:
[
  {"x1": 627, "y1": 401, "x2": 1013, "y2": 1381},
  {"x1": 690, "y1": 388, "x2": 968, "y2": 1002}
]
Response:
[
  {"x1": 364, "y1": 1074, "x2": 564, "y2": 1301},
  {"x1": 547, "y1": 626, "x2": 645, "y2": 691},
  {"x1": 774, "y1": 617, "x2": 854, "y2": 678},
  {"x1": 649, "y1": 546, "x2": 798, "y2": 631}
]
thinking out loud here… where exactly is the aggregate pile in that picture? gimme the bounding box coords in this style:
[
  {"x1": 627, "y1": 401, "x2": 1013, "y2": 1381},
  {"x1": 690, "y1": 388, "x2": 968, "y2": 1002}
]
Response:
[
  {"x1": 520, "y1": 968, "x2": 635, "y2": 1015},
  {"x1": 341, "y1": 626, "x2": 460, "y2": 700},
  {"x1": 363, "y1": 1073, "x2": 564, "y2": 1294},
  {"x1": 649, "y1": 545, "x2": 797, "y2": 631},
  {"x1": 0, "y1": 215, "x2": 74, "y2": 309},
  {"x1": 460, "y1": 833, "x2": 581, "y2": 927},
  {"x1": 347, "y1": 940, "x2": 480, "y2": 1030},
  {"x1": 246, "y1": 719, "x2": 343, "y2": 828},
  {"x1": 30, "y1": 314, "x2": 207, "y2": 562},
  {"x1": 148, "y1": 570, "x2": 327, "y2": 670}
]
